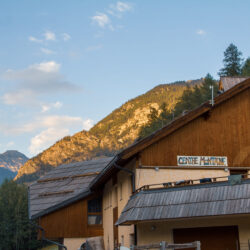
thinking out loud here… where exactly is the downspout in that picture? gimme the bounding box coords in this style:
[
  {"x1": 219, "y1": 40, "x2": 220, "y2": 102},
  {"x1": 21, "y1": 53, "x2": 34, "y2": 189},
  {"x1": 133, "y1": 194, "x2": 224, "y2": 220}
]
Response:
[
  {"x1": 114, "y1": 162, "x2": 137, "y2": 245},
  {"x1": 29, "y1": 221, "x2": 67, "y2": 250},
  {"x1": 114, "y1": 162, "x2": 135, "y2": 193}
]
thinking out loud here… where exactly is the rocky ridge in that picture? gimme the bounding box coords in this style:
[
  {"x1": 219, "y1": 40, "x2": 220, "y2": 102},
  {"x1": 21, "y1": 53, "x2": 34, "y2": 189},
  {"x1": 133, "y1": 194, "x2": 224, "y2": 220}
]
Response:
[
  {"x1": 0, "y1": 150, "x2": 28, "y2": 173},
  {"x1": 15, "y1": 79, "x2": 202, "y2": 183}
]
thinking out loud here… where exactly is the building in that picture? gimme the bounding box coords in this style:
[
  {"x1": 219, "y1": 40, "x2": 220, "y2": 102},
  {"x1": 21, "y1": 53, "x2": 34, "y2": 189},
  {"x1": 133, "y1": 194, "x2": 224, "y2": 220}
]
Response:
[
  {"x1": 29, "y1": 158, "x2": 112, "y2": 250},
  {"x1": 90, "y1": 77, "x2": 250, "y2": 249},
  {"x1": 29, "y1": 77, "x2": 250, "y2": 250}
]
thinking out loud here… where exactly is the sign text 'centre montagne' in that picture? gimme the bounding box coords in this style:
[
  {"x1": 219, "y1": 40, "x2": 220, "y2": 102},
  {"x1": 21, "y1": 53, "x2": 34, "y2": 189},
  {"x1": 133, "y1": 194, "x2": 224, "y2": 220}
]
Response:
[{"x1": 177, "y1": 156, "x2": 228, "y2": 167}]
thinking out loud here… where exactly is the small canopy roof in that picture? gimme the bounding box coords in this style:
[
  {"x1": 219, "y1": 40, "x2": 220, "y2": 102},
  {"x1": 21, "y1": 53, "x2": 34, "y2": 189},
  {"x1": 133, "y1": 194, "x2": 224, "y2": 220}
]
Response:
[
  {"x1": 29, "y1": 157, "x2": 113, "y2": 219},
  {"x1": 116, "y1": 179, "x2": 250, "y2": 225}
]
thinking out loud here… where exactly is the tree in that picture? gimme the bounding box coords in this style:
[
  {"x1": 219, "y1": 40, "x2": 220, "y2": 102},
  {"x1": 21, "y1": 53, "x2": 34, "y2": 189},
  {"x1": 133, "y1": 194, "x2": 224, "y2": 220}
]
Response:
[
  {"x1": 241, "y1": 58, "x2": 250, "y2": 76},
  {"x1": 218, "y1": 43, "x2": 243, "y2": 76},
  {"x1": 0, "y1": 180, "x2": 42, "y2": 250},
  {"x1": 139, "y1": 74, "x2": 218, "y2": 138},
  {"x1": 139, "y1": 103, "x2": 172, "y2": 138},
  {"x1": 174, "y1": 74, "x2": 217, "y2": 116},
  {"x1": 199, "y1": 73, "x2": 218, "y2": 103}
]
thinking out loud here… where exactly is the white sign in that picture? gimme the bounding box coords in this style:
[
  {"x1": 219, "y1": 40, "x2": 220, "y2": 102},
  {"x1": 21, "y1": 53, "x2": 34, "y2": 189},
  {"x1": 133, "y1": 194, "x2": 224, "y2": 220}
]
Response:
[{"x1": 177, "y1": 156, "x2": 228, "y2": 167}]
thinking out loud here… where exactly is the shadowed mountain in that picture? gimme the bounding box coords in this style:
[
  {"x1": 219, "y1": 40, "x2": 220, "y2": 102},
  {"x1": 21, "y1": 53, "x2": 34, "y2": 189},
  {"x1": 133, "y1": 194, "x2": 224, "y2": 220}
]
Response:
[{"x1": 0, "y1": 168, "x2": 17, "y2": 185}]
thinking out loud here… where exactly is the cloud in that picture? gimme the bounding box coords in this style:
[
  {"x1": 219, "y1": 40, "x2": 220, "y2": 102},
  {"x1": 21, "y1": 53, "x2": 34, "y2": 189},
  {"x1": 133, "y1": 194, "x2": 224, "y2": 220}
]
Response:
[
  {"x1": 86, "y1": 44, "x2": 103, "y2": 52},
  {"x1": 41, "y1": 47, "x2": 56, "y2": 55},
  {"x1": 7, "y1": 141, "x2": 15, "y2": 147},
  {"x1": 82, "y1": 119, "x2": 94, "y2": 130},
  {"x1": 1, "y1": 61, "x2": 79, "y2": 106},
  {"x1": 1, "y1": 115, "x2": 92, "y2": 136},
  {"x1": 2, "y1": 89, "x2": 36, "y2": 105},
  {"x1": 112, "y1": 1, "x2": 132, "y2": 13},
  {"x1": 22, "y1": 115, "x2": 94, "y2": 155},
  {"x1": 29, "y1": 127, "x2": 69, "y2": 155},
  {"x1": 92, "y1": 2, "x2": 133, "y2": 30},
  {"x1": 196, "y1": 29, "x2": 206, "y2": 36},
  {"x1": 29, "y1": 31, "x2": 70, "y2": 44},
  {"x1": 62, "y1": 33, "x2": 71, "y2": 41},
  {"x1": 44, "y1": 31, "x2": 56, "y2": 41},
  {"x1": 41, "y1": 101, "x2": 63, "y2": 113},
  {"x1": 31, "y1": 61, "x2": 60, "y2": 72},
  {"x1": 29, "y1": 36, "x2": 43, "y2": 43},
  {"x1": 92, "y1": 12, "x2": 110, "y2": 28}
]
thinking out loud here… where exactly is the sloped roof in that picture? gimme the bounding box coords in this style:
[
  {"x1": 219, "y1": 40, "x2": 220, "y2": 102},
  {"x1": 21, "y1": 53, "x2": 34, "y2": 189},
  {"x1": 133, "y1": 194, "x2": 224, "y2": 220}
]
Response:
[
  {"x1": 117, "y1": 179, "x2": 250, "y2": 225},
  {"x1": 29, "y1": 157, "x2": 112, "y2": 219},
  {"x1": 220, "y1": 76, "x2": 249, "y2": 91},
  {"x1": 91, "y1": 77, "x2": 250, "y2": 189}
]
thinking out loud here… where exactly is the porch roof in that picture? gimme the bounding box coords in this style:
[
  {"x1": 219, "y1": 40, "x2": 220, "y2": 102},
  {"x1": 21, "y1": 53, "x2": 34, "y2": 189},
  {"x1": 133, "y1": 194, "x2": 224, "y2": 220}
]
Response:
[{"x1": 116, "y1": 179, "x2": 250, "y2": 225}]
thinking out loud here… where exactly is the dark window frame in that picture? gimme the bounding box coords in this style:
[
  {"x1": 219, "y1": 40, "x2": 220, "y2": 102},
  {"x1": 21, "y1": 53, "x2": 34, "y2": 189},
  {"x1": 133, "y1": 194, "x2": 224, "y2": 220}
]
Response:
[{"x1": 87, "y1": 197, "x2": 103, "y2": 226}]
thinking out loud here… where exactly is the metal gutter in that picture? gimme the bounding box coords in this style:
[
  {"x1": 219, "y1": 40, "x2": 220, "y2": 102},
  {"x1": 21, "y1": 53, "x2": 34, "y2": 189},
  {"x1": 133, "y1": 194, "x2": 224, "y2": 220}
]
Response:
[{"x1": 114, "y1": 162, "x2": 135, "y2": 193}]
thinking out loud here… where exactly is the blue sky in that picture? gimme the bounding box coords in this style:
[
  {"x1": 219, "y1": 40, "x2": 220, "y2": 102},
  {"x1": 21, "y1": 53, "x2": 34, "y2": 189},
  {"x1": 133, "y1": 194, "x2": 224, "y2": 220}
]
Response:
[{"x1": 0, "y1": 0, "x2": 250, "y2": 157}]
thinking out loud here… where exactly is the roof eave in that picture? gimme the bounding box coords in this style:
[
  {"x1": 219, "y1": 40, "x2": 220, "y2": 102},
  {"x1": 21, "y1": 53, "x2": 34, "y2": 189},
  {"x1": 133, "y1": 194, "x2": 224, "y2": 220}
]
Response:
[{"x1": 117, "y1": 213, "x2": 250, "y2": 226}]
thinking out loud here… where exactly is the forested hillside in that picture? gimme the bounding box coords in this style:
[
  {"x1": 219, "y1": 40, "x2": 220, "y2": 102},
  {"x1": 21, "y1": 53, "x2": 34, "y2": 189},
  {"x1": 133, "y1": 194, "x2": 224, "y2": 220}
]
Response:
[{"x1": 15, "y1": 79, "x2": 203, "y2": 183}]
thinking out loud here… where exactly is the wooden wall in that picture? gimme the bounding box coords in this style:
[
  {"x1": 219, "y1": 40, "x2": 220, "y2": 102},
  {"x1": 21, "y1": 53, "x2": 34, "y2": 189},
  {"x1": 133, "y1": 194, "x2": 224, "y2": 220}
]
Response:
[
  {"x1": 39, "y1": 197, "x2": 103, "y2": 239},
  {"x1": 141, "y1": 88, "x2": 250, "y2": 167}
]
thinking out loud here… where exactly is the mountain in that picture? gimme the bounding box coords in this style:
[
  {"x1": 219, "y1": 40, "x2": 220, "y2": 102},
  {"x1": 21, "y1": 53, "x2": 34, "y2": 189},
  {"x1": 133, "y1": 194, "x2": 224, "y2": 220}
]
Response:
[
  {"x1": 15, "y1": 79, "x2": 203, "y2": 183},
  {"x1": 0, "y1": 150, "x2": 28, "y2": 173},
  {"x1": 0, "y1": 168, "x2": 17, "y2": 185},
  {"x1": 0, "y1": 150, "x2": 28, "y2": 185}
]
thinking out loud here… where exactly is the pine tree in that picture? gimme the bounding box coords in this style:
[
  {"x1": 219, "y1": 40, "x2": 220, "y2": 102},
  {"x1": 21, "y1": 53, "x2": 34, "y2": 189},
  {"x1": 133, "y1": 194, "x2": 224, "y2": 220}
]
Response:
[
  {"x1": 218, "y1": 43, "x2": 243, "y2": 76},
  {"x1": 0, "y1": 180, "x2": 42, "y2": 250},
  {"x1": 200, "y1": 73, "x2": 218, "y2": 103},
  {"x1": 241, "y1": 58, "x2": 250, "y2": 76},
  {"x1": 139, "y1": 74, "x2": 218, "y2": 138}
]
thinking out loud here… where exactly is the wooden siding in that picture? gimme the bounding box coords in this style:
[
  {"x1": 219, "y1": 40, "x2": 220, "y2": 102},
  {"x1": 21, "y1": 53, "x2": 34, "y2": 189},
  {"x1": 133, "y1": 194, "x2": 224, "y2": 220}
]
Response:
[
  {"x1": 141, "y1": 88, "x2": 250, "y2": 167},
  {"x1": 39, "y1": 197, "x2": 103, "y2": 239}
]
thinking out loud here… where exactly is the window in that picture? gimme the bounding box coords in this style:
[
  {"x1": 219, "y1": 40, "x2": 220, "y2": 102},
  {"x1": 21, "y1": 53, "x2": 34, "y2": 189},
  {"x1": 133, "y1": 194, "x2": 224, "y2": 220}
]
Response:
[{"x1": 87, "y1": 197, "x2": 102, "y2": 225}]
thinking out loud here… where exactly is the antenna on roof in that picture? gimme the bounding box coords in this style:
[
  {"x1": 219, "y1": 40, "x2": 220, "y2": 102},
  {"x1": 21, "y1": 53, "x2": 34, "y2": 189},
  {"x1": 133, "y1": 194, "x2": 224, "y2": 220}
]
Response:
[{"x1": 209, "y1": 85, "x2": 214, "y2": 106}]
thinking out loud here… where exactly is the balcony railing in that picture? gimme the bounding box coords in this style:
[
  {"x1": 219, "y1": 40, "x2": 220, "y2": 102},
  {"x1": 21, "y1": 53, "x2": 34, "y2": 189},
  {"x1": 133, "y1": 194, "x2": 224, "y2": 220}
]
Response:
[{"x1": 135, "y1": 173, "x2": 249, "y2": 193}]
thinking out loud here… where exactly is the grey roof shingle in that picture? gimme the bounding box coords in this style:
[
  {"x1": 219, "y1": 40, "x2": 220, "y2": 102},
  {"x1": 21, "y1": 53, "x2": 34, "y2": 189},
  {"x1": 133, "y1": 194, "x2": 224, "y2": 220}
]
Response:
[
  {"x1": 29, "y1": 157, "x2": 112, "y2": 219},
  {"x1": 220, "y1": 76, "x2": 249, "y2": 91},
  {"x1": 116, "y1": 180, "x2": 250, "y2": 225}
]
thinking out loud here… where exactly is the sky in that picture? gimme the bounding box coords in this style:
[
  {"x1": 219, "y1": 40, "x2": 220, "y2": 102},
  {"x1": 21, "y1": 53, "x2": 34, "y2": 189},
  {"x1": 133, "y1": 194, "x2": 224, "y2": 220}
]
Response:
[{"x1": 0, "y1": 0, "x2": 250, "y2": 157}]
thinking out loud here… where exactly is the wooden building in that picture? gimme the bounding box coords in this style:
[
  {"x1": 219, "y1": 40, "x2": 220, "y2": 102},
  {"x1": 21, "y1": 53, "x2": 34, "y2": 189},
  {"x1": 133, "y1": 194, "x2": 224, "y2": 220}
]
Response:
[
  {"x1": 90, "y1": 77, "x2": 250, "y2": 249},
  {"x1": 29, "y1": 77, "x2": 250, "y2": 250},
  {"x1": 28, "y1": 158, "x2": 112, "y2": 250}
]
